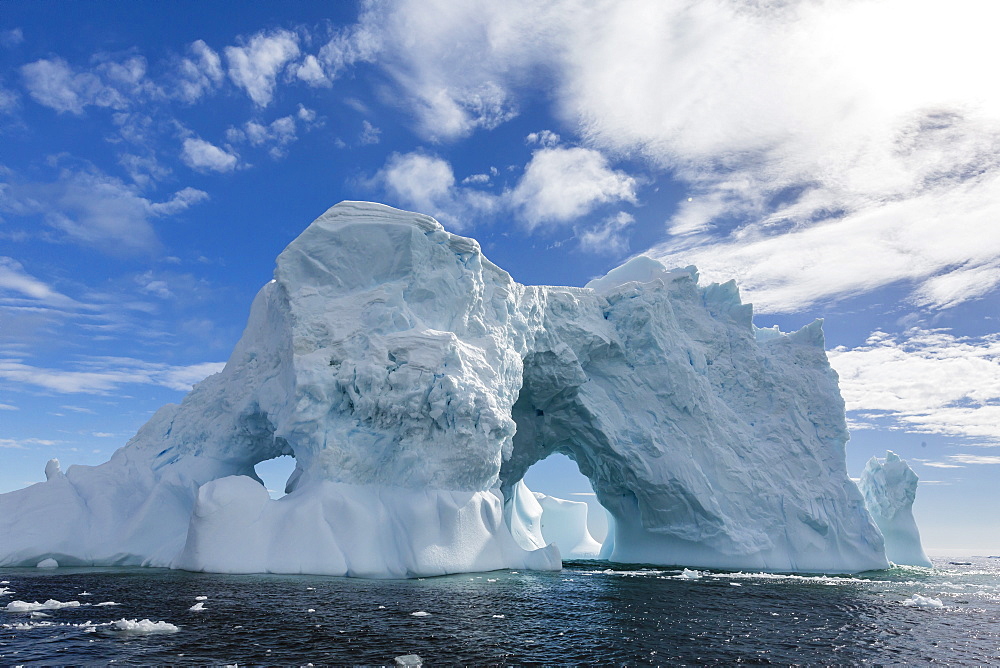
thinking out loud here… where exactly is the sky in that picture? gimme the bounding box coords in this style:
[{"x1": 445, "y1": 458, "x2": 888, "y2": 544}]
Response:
[{"x1": 1, "y1": 0, "x2": 998, "y2": 552}]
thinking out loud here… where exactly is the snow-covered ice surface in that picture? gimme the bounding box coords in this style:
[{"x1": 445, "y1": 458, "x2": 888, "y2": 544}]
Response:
[
  {"x1": 0, "y1": 201, "x2": 892, "y2": 575},
  {"x1": 858, "y1": 451, "x2": 932, "y2": 568}
]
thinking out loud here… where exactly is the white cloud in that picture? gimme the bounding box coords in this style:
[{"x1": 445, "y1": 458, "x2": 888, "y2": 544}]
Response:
[
  {"x1": 181, "y1": 137, "x2": 238, "y2": 172},
  {"x1": 294, "y1": 54, "x2": 329, "y2": 87},
  {"x1": 1, "y1": 167, "x2": 206, "y2": 254},
  {"x1": 225, "y1": 29, "x2": 300, "y2": 107},
  {"x1": 376, "y1": 152, "x2": 456, "y2": 217},
  {"x1": 949, "y1": 454, "x2": 1000, "y2": 465},
  {"x1": 118, "y1": 152, "x2": 171, "y2": 187},
  {"x1": 372, "y1": 151, "x2": 500, "y2": 229},
  {"x1": 0, "y1": 257, "x2": 78, "y2": 308},
  {"x1": 828, "y1": 329, "x2": 1000, "y2": 444},
  {"x1": 21, "y1": 58, "x2": 122, "y2": 114},
  {"x1": 510, "y1": 147, "x2": 636, "y2": 230},
  {"x1": 0, "y1": 356, "x2": 225, "y2": 394},
  {"x1": 146, "y1": 186, "x2": 209, "y2": 216},
  {"x1": 0, "y1": 437, "x2": 58, "y2": 449},
  {"x1": 526, "y1": 130, "x2": 559, "y2": 147},
  {"x1": 359, "y1": 120, "x2": 381, "y2": 145},
  {"x1": 0, "y1": 403, "x2": 18, "y2": 411},
  {"x1": 578, "y1": 211, "x2": 634, "y2": 255},
  {"x1": 20, "y1": 56, "x2": 154, "y2": 115},
  {"x1": 347, "y1": 0, "x2": 1000, "y2": 312},
  {"x1": 1, "y1": 28, "x2": 24, "y2": 48},
  {"x1": 919, "y1": 461, "x2": 964, "y2": 469},
  {"x1": 173, "y1": 39, "x2": 224, "y2": 103},
  {"x1": 297, "y1": 105, "x2": 317, "y2": 123},
  {"x1": 0, "y1": 83, "x2": 18, "y2": 113}
]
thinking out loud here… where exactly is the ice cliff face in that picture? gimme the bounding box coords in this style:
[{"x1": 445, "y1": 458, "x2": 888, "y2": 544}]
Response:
[
  {"x1": 858, "y1": 451, "x2": 932, "y2": 568},
  {"x1": 0, "y1": 201, "x2": 890, "y2": 575}
]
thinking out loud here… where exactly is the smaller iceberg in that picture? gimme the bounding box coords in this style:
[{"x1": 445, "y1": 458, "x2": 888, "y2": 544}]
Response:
[
  {"x1": 858, "y1": 451, "x2": 932, "y2": 568},
  {"x1": 505, "y1": 481, "x2": 602, "y2": 559},
  {"x1": 535, "y1": 493, "x2": 602, "y2": 558}
]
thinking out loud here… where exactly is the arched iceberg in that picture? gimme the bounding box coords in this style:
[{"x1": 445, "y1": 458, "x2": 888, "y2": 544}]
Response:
[{"x1": 0, "y1": 202, "x2": 891, "y2": 576}]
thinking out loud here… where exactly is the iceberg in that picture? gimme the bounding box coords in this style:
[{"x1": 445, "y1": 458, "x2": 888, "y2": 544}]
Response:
[
  {"x1": 534, "y1": 491, "x2": 603, "y2": 559},
  {"x1": 0, "y1": 201, "x2": 891, "y2": 575},
  {"x1": 858, "y1": 451, "x2": 932, "y2": 567}
]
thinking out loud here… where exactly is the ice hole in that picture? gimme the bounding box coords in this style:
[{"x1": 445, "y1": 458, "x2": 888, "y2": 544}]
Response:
[
  {"x1": 521, "y1": 452, "x2": 609, "y2": 548},
  {"x1": 254, "y1": 455, "x2": 297, "y2": 499}
]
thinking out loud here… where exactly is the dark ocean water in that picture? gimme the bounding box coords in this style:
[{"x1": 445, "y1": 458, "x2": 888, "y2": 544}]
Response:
[{"x1": 2, "y1": 556, "x2": 999, "y2": 665}]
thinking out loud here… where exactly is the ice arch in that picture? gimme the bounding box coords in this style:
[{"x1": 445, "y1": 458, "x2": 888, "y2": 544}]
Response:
[{"x1": 0, "y1": 202, "x2": 890, "y2": 575}]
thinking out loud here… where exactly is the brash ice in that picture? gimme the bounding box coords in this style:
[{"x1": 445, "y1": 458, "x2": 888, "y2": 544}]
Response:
[{"x1": 0, "y1": 202, "x2": 922, "y2": 576}]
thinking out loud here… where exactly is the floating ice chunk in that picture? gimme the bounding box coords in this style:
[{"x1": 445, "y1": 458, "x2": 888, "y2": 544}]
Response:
[
  {"x1": 112, "y1": 619, "x2": 180, "y2": 633},
  {"x1": 394, "y1": 654, "x2": 423, "y2": 666},
  {"x1": 730, "y1": 582, "x2": 742, "y2": 586},
  {"x1": 195, "y1": 596, "x2": 208, "y2": 601},
  {"x1": 5, "y1": 599, "x2": 82, "y2": 612},
  {"x1": 410, "y1": 611, "x2": 431, "y2": 617},
  {"x1": 30, "y1": 611, "x2": 50, "y2": 618},
  {"x1": 492, "y1": 614, "x2": 505, "y2": 618},
  {"x1": 307, "y1": 608, "x2": 316, "y2": 613},
  {"x1": 0, "y1": 587, "x2": 12, "y2": 595},
  {"x1": 902, "y1": 594, "x2": 944, "y2": 608},
  {"x1": 95, "y1": 602, "x2": 120, "y2": 606},
  {"x1": 189, "y1": 602, "x2": 206, "y2": 611},
  {"x1": 79, "y1": 591, "x2": 91, "y2": 596},
  {"x1": 675, "y1": 568, "x2": 702, "y2": 580},
  {"x1": 36, "y1": 558, "x2": 58, "y2": 569}
]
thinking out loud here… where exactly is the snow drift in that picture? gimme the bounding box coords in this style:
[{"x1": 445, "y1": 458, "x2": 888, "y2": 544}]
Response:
[{"x1": 0, "y1": 201, "x2": 892, "y2": 575}]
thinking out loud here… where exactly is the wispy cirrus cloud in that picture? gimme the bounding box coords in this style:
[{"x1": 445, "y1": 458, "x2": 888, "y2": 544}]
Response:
[
  {"x1": 0, "y1": 356, "x2": 225, "y2": 394},
  {"x1": 0, "y1": 165, "x2": 208, "y2": 254},
  {"x1": 828, "y1": 329, "x2": 1000, "y2": 444},
  {"x1": 341, "y1": 0, "x2": 1000, "y2": 313}
]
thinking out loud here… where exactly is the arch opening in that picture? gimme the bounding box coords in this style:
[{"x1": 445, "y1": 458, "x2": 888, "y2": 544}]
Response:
[
  {"x1": 254, "y1": 454, "x2": 297, "y2": 499},
  {"x1": 522, "y1": 453, "x2": 608, "y2": 543}
]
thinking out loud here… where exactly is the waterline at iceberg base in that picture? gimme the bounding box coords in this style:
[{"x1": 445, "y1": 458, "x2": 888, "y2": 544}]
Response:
[{"x1": 0, "y1": 201, "x2": 920, "y2": 576}]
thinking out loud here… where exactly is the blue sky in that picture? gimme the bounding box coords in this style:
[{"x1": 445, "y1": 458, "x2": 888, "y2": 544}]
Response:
[{"x1": 1, "y1": 0, "x2": 998, "y2": 552}]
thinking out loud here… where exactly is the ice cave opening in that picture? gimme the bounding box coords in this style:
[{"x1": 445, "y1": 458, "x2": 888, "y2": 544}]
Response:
[{"x1": 255, "y1": 455, "x2": 297, "y2": 499}]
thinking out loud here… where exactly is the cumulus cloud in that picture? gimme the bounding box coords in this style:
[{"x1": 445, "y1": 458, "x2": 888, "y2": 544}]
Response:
[
  {"x1": 376, "y1": 152, "x2": 457, "y2": 217},
  {"x1": 173, "y1": 39, "x2": 224, "y2": 103},
  {"x1": 828, "y1": 329, "x2": 1000, "y2": 444},
  {"x1": 294, "y1": 54, "x2": 329, "y2": 87},
  {"x1": 21, "y1": 58, "x2": 122, "y2": 114},
  {"x1": 225, "y1": 29, "x2": 300, "y2": 107},
  {"x1": 526, "y1": 130, "x2": 559, "y2": 147},
  {"x1": 21, "y1": 56, "x2": 154, "y2": 115},
  {"x1": 0, "y1": 356, "x2": 225, "y2": 394},
  {"x1": 510, "y1": 147, "x2": 636, "y2": 230},
  {"x1": 181, "y1": 137, "x2": 238, "y2": 172},
  {"x1": 578, "y1": 211, "x2": 634, "y2": 255},
  {"x1": 372, "y1": 151, "x2": 500, "y2": 229}
]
